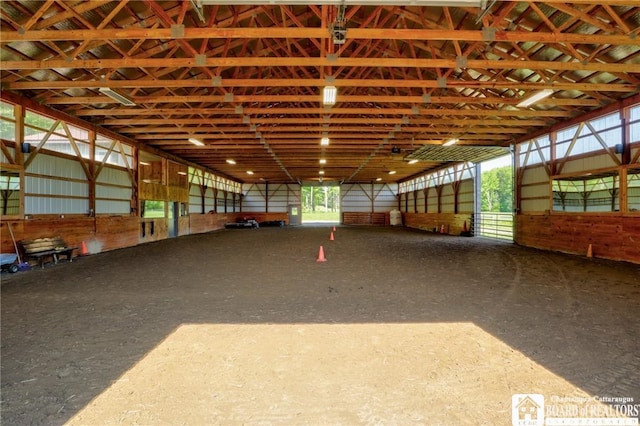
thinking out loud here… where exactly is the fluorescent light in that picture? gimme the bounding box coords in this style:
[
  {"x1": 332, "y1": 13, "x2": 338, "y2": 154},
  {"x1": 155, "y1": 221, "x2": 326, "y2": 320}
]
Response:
[
  {"x1": 323, "y1": 86, "x2": 337, "y2": 106},
  {"x1": 98, "y1": 87, "x2": 136, "y2": 106},
  {"x1": 188, "y1": 137, "x2": 204, "y2": 146},
  {"x1": 178, "y1": 171, "x2": 187, "y2": 176},
  {"x1": 226, "y1": 159, "x2": 236, "y2": 165},
  {"x1": 388, "y1": 170, "x2": 396, "y2": 175},
  {"x1": 319, "y1": 170, "x2": 325, "y2": 175},
  {"x1": 139, "y1": 161, "x2": 150, "y2": 166},
  {"x1": 517, "y1": 89, "x2": 553, "y2": 107},
  {"x1": 443, "y1": 138, "x2": 458, "y2": 146},
  {"x1": 319, "y1": 159, "x2": 327, "y2": 164},
  {"x1": 376, "y1": 177, "x2": 382, "y2": 182},
  {"x1": 320, "y1": 136, "x2": 330, "y2": 146},
  {"x1": 408, "y1": 159, "x2": 419, "y2": 164},
  {"x1": 246, "y1": 171, "x2": 254, "y2": 175}
]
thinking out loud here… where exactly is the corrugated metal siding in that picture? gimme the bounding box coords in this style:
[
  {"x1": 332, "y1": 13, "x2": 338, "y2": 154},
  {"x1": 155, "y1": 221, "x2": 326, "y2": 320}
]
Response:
[
  {"x1": 27, "y1": 154, "x2": 86, "y2": 180},
  {"x1": 341, "y1": 183, "x2": 397, "y2": 213},
  {"x1": 96, "y1": 200, "x2": 130, "y2": 214},
  {"x1": 458, "y1": 180, "x2": 474, "y2": 213},
  {"x1": 25, "y1": 176, "x2": 88, "y2": 197},
  {"x1": 96, "y1": 166, "x2": 131, "y2": 186},
  {"x1": 25, "y1": 197, "x2": 88, "y2": 214},
  {"x1": 520, "y1": 165, "x2": 550, "y2": 213}
]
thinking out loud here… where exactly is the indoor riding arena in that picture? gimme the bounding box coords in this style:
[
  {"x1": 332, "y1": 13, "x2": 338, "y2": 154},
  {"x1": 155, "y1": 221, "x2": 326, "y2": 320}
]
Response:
[{"x1": 1, "y1": 1, "x2": 639, "y2": 425}]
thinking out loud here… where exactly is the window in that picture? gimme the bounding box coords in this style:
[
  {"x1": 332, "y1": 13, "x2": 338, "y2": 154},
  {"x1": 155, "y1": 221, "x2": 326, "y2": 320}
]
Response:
[{"x1": 552, "y1": 172, "x2": 619, "y2": 212}]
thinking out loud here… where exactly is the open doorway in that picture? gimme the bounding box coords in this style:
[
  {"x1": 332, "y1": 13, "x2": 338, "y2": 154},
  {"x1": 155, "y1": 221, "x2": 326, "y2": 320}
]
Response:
[
  {"x1": 301, "y1": 185, "x2": 340, "y2": 224},
  {"x1": 476, "y1": 154, "x2": 514, "y2": 240}
]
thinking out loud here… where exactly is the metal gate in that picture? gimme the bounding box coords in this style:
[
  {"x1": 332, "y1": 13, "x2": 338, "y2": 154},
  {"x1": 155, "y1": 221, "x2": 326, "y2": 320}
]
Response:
[{"x1": 475, "y1": 212, "x2": 513, "y2": 240}]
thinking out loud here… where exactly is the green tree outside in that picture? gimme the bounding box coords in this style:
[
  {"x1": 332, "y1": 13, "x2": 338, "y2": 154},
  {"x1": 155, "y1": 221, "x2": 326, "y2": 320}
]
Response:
[
  {"x1": 481, "y1": 166, "x2": 512, "y2": 212},
  {"x1": 301, "y1": 186, "x2": 340, "y2": 222}
]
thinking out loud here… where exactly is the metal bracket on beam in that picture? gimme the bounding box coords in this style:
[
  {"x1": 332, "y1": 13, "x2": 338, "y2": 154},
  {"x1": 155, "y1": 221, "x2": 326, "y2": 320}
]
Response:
[
  {"x1": 482, "y1": 27, "x2": 496, "y2": 42},
  {"x1": 171, "y1": 24, "x2": 185, "y2": 38},
  {"x1": 195, "y1": 54, "x2": 207, "y2": 66},
  {"x1": 225, "y1": 93, "x2": 235, "y2": 103},
  {"x1": 211, "y1": 76, "x2": 222, "y2": 86},
  {"x1": 437, "y1": 77, "x2": 447, "y2": 88},
  {"x1": 456, "y1": 55, "x2": 468, "y2": 68},
  {"x1": 422, "y1": 94, "x2": 431, "y2": 103},
  {"x1": 235, "y1": 105, "x2": 243, "y2": 114},
  {"x1": 411, "y1": 106, "x2": 420, "y2": 115},
  {"x1": 326, "y1": 54, "x2": 338, "y2": 62}
]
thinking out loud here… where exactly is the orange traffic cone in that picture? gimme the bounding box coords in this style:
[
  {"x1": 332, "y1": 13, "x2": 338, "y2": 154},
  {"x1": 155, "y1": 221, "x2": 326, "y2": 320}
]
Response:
[
  {"x1": 587, "y1": 244, "x2": 593, "y2": 258},
  {"x1": 317, "y1": 245, "x2": 327, "y2": 262},
  {"x1": 462, "y1": 221, "x2": 468, "y2": 233},
  {"x1": 332, "y1": 226, "x2": 336, "y2": 232},
  {"x1": 440, "y1": 224, "x2": 445, "y2": 234},
  {"x1": 80, "y1": 241, "x2": 89, "y2": 256},
  {"x1": 329, "y1": 231, "x2": 335, "y2": 241}
]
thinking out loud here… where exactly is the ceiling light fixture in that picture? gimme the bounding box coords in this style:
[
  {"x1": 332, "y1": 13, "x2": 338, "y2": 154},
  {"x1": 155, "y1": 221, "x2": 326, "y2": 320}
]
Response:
[
  {"x1": 188, "y1": 137, "x2": 204, "y2": 146},
  {"x1": 226, "y1": 159, "x2": 236, "y2": 165},
  {"x1": 319, "y1": 170, "x2": 325, "y2": 175},
  {"x1": 323, "y1": 86, "x2": 337, "y2": 106},
  {"x1": 443, "y1": 138, "x2": 459, "y2": 146},
  {"x1": 98, "y1": 87, "x2": 136, "y2": 106},
  {"x1": 319, "y1": 159, "x2": 327, "y2": 164},
  {"x1": 376, "y1": 177, "x2": 382, "y2": 182},
  {"x1": 517, "y1": 89, "x2": 554, "y2": 107},
  {"x1": 321, "y1": 136, "x2": 330, "y2": 146},
  {"x1": 408, "y1": 159, "x2": 419, "y2": 164},
  {"x1": 246, "y1": 171, "x2": 254, "y2": 175},
  {"x1": 388, "y1": 170, "x2": 396, "y2": 175}
]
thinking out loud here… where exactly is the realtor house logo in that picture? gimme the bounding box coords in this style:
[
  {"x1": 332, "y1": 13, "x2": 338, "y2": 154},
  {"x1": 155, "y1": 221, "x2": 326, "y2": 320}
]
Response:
[{"x1": 512, "y1": 394, "x2": 545, "y2": 426}]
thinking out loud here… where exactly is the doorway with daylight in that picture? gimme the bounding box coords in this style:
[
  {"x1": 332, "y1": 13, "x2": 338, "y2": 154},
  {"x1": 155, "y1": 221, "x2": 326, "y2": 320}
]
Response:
[{"x1": 301, "y1": 185, "x2": 340, "y2": 224}]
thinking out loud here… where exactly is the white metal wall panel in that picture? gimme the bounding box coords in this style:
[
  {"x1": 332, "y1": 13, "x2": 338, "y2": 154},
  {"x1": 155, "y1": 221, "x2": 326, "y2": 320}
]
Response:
[
  {"x1": 562, "y1": 154, "x2": 619, "y2": 174},
  {"x1": 629, "y1": 186, "x2": 640, "y2": 211},
  {"x1": 427, "y1": 191, "x2": 438, "y2": 213},
  {"x1": 374, "y1": 184, "x2": 398, "y2": 211},
  {"x1": 520, "y1": 164, "x2": 550, "y2": 213},
  {"x1": 242, "y1": 184, "x2": 267, "y2": 211},
  {"x1": 96, "y1": 166, "x2": 131, "y2": 186},
  {"x1": 341, "y1": 183, "x2": 397, "y2": 212},
  {"x1": 268, "y1": 184, "x2": 297, "y2": 212},
  {"x1": 341, "y1": 184, "x2": 372, "y2": 212},
  {"x1": 416, "y1": 191, "x2": 425, "y2": 211},
  {"x1": 25, "y1": 176, "x2": 88, "y2": 197},
  {"x1": 204, "y1": 187, "x2": 214, "y2": 212},
  {"x1": 521, "y1": 166, "x2": 549, "y2": 185},
  {"x1": 25, "y1": 196, "x2": 88, "y2": 214},
  {"x1": 458, "y1": 179, "x2": 474, "y2": 212},
  {"x1": 95, "y1": 184, "x2": 131, "y2": 200},
  {"x1": 523, "y1": 182, "x2": 550, "y2": 199},
  {"x1": 440, "y1": 185, "x2": 455, "y2": 213},
  {"x1": 95, "y1": 200, "x2": 130, "y2": 214},
  {"x1": 27, "y1": 154, "x2": 86, "y2": 180}
]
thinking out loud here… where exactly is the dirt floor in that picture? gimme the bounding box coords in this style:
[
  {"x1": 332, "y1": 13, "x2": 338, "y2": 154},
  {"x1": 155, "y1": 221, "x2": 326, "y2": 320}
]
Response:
[{"x1": 1, "y1": 225, "x2": 639, "y2": 425}]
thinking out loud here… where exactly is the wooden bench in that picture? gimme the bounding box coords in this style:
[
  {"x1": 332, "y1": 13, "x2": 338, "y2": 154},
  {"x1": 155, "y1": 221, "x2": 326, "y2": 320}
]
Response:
[{"x1": 20, "y1": 237, "x2": 78, "y2": 269}]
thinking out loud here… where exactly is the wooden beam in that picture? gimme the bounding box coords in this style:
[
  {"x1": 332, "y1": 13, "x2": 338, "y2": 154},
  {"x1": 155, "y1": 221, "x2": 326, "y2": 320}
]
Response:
[
  {"x1": 3, "y1": 57, "x2": 637, "y2": 73},
  {"x1": 2, "y1": 28, "x2": 637, "y2": 45},
  {"x1": 43, "y1": 94, "x2": 601, "y2": 107},
  {"x1": 5, "y1": 78, "x2": 633, "y2": 93}
]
